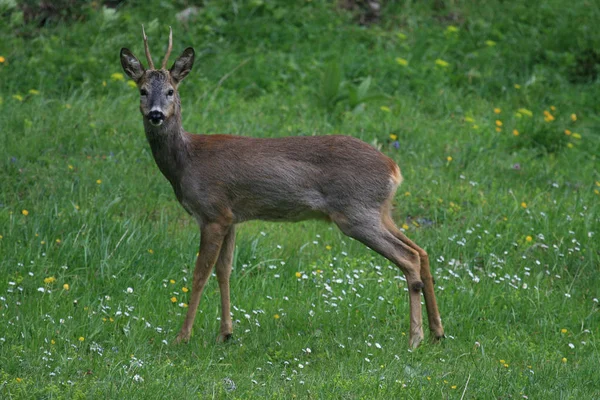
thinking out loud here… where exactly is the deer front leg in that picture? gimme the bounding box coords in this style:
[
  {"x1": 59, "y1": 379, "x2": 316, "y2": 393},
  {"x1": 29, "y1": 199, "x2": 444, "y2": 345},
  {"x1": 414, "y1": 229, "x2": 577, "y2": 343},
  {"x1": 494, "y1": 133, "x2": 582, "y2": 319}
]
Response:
[
  {"x1": 175, "y1": 222, "x2": 228, "y2": 344},
  {"x1": 215, "y1": 225, "x2": 236, "y2": 343}
]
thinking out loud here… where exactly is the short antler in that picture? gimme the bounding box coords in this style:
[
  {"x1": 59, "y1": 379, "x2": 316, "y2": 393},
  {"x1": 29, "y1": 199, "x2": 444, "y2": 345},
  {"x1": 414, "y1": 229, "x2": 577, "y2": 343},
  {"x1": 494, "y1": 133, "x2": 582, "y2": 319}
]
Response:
[
  {"x1": 142, "y1": 25, "x2": 155, "y2": 70},
  {"x1": 161, "y1": 27, "x2": 173, "y2": 70}
]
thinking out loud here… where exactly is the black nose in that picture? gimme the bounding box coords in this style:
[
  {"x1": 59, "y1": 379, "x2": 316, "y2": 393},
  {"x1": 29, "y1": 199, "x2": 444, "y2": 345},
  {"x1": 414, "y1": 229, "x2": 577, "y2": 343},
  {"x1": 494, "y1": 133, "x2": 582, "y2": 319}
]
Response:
[{"x1": 148, "y1": 110, "x2": 165, "y2": 123}]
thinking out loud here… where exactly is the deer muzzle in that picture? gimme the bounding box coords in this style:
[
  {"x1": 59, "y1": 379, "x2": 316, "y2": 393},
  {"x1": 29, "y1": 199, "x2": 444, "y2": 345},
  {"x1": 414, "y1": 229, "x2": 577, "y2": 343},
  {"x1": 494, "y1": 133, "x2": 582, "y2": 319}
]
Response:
[{"x1": 147, "y1": 110, "x2": 165, "y2": 126}]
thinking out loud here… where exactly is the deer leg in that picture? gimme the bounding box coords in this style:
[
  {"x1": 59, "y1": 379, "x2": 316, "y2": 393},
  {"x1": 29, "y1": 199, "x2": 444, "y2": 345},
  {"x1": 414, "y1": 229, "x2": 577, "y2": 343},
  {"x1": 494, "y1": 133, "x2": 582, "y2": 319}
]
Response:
[
  {"x1": 383, "y1": 216, "x2": 445, "y2": 341},
  {"x1": 333, "y1": 213, "x2": 425, "y2": 349},
  {"x1": 175, "y1": 222, "x2": 228, "y2": 344},
  {"x1": 215, "y1": 225, "x2": 236, "y2": 343}
]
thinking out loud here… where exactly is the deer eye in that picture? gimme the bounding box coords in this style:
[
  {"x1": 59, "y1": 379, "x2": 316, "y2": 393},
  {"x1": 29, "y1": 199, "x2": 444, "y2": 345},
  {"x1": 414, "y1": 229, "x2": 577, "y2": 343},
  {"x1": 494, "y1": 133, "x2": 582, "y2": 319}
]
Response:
[
  {"x1": 140, "y1": 89, "x2": 148, "y2": 96},
  {"x1": 167, "y1": 89, "x2": 174, "y2": 96}
]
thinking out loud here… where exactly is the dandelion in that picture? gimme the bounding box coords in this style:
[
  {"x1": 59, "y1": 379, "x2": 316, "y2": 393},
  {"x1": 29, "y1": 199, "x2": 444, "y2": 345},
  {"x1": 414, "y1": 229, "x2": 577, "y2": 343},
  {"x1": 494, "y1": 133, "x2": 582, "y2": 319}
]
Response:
[
  {"x1": 13, "y1": 94, "x2": 23, "y2": 102},
  {"x1": 51, "y1": 339, "x2": 55, "y2": 345},
  {"x1": 521, "y1": 202, "x2": 527, "y2": 209},
  {"x1": 495, "y1": 127, "x2": 501, "y2": 132},
  {"x1": 485, "y1": 40, "x2": 496, "y2": 47},
  {"x1": 380, "y1": 106, "x2": 391, "y2": 113},
  {"x1": 325, "y1": 245, "x2": 332, "y2": 250},
  {"x1": 395, "y1": 58, "x2": 408, "y2": 67},
  {"x1": 22, "y1": 209, "x2": 29, "y2": 216},
  {"x1": 0, "y1": 56, "x2": 5, "y2": 63},
  {"x1": 169, "y1": 279, "x2": 175, "y2": 284},
  {"x1": 494, "y1": 108, "x2": 501, "y2": 114},
  {"x1": 44, "y1": 277, "x2": 56, "y2": 284},
  {"x1": 170, "y1": 296, "x2": 177, "y2": 303},
  {"x1": 495, "y1": 120, "x2": 503, "y2": 127},
  {"x1": 148, "y1": 249, "x2": 154, "y2": 254},
  {"x1": 572, "y1": 133, "x2": 581, "y2": 140},
  {"x1": 451, "y1": 385, "x2": 457, "y2": 389},
  {"x1": 389, "y1": 133, "x2": 398, "y2": 140},
  {"x1": 182, "y1": 287, "x2": 189, "y2": 293},
  {"x1": 28, "y1": 89, "x2": 40, "y2": 95},
  {"x1": 15, "y1": 377, "x2": 22, "y2": 383},
  {"x1": 561, "y1": 357, "x2": 567, "y2": 363},
  {"x1": 571, "y1": 113, "x2": 577, "y2": 121},
  {"x1": 295, "y1": 272, "x2": 302, "y2": 278},
  {"x1": 446, "y1": 25, "x2": 459, "y2": 34},
  {"x1": 63, "y1": 283, "x2": 70, "y2": 290},
  {"x1": 111, "y1": 72, "x2": 125, "y2": 81},
  {"x1": 513, "y1": 129, "x2": 520, "y2": 136},
  {"x1": 564, "y1": 129, "x2": 572, "y2": 136},
  {"x1": 447, "y1": 156, "x2": 453, "y2": 162},
  {"x1": 514, "y1": 84, "x2": 521, "y2": 89},
  {"x1": 274, "y1": 314, "x2": 280, "y2": 319},
  {"x1": 127, "y1": 80, "x2": 137, "y2": 88},
  {"x1": 561, "y1": 328, "x2": 567, "y2": 334},
  {"x1": 402, "y1": 223, "x2": 409, "y2": 230},
  {"x1": 526, "y1": 236, "x2": 532, "y2": 242},
  {"x1": 56, "y1": 239, "x2": 61, "y2": 244},
  {"x1": 79, "y1": 336, "x2": 85, "y2": 342},
  {"x1": 543, "y1": 110, "x2": 555, "y2": 122},
  {"x1": 96, "y1": 179, "x2": 102, "y2": 184},
  {"x1": 503, "y1": 363, "x2": 509, "y2": 368},
  {"x1": 435, "y1": 59, "x2": 450, "y2": 68},
  {"x1": 518, "y1": 108, "x2": 533, "y2": 117},
  {"x1": 550, "y1": 105, "x2": 556, "y2": 111},
  {"x1": 464, "y1": 116, "x2": 475, "y2": 123}
]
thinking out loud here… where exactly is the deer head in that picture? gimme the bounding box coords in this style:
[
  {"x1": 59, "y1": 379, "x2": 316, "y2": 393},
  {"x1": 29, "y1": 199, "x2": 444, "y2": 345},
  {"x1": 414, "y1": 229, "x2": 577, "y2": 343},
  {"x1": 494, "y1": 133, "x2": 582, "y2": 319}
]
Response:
[{"x1": 120, "y1": 27, "x2": 195, "y2": 127}]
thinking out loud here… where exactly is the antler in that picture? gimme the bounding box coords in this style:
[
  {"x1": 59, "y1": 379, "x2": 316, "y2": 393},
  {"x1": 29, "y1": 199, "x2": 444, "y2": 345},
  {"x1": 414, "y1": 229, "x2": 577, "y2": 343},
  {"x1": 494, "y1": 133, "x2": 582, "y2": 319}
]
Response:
[
  {"x1": 142, "y1": 25, "x2": 155, "y2": 70},
  {"x1": 161, "y1": 27, "x2": 173, "y2": 70}
]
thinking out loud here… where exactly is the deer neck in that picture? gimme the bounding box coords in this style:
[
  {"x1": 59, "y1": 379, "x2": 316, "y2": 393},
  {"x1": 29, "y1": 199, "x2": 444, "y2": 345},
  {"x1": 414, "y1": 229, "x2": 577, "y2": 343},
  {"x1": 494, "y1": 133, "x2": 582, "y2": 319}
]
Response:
[{"x1": 143, "y1": 107, "x2": 189, "y2": 190}]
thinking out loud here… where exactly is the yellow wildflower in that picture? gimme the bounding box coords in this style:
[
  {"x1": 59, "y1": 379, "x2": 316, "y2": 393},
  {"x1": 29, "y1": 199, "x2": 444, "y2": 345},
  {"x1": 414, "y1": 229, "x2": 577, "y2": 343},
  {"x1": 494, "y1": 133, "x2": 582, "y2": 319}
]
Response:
[
  {"x1": 55, "y1": 239, "x2": 61, "y2": 244},
  {"x1": 380, "y1": 106, "x2": 391, "y2": 113},
  {"x1": 295, "y1": 272, "x2": 302, "y2": 278},
  {"x1": 564, "y1": 129, "x2": 572, "y2": 136},
  {"x1": 513, "y1": 129, "x2": 519, "y2": 136},
  {"x1": 148, "y1": 249, "x2": 154, "y2": 254},
  {"x1": 274, "y1": 314, "x2": 280, "y2": 319},
  {"x1": 562, "y1": 357, "x2": 567, "y2": 363},
  {"x1": 494, "y1": 108, "x2": 501, "y2": 114},
  {"x1": 169, "y1": 279, "x2": 175, "y2": 284},
  {"x1": 543, "y1": 110, "x2": 555, "y2": 122},
  {"x1": 485, "y1": 40, "x2": 496, "y2": 47},
  {"x1": 567, "y1": 143, "x2": 574, "y2": 149},
  {"x1": 44, "y1": 276, "x2": 56, "y2": 284},
  {"x1": 464, "y1": 116, "x2": 475, "y2": 123},
  {"x1": 446, "y1": 26, "x2": 459, "y2": 34},
  {"x1": 51, "y1": 339, "x2": 55, "y2": 345},
  {"x1": 561, "y1": 328, "x2": 567, "y2": 334},
  {"x1": 550, "y1": 105, "x2": 556, "y2": 111},
  {"x1": 495, "y1": 127, "x2": 501, "y2": 132},
  {"x1": 572, "y1": 133, "x2": 581, "y2": 140},
  {"x1": 571, "y1": 113, "x2": 577, "y2": 121},
  {"x1": 28, "y1": 89, "x2": 40, "y2": 95},
  {"x1": 435, "y1": 59, "x2": 449, "y2": 68},
  {"x1": 22, "y1": 209, "x2": 29, "y2": 216},
  {"x1": 395, "y1": 57, "x2": 408, "y2": 67},
  {"x1": 447, "y1": 156, "x2": 453, "y2": 162},
  {"x1": 15, "y1": 378, "x2": 22, "y2": 383},
  {"x1": 402, "y1": 223, "x2": 409, "y2": 230},
  {"x1": 63, "y1": 283, "x2": 70, "y2": 290},
  {"x1": 127, "y1": 80, "x2": 137, "y2": 88},
  {"x1": 526, "y1": 236, "x2": 532, "y2": 242},
  {"x1": 451, "y1": 385, "x2": 457, "y2": 389},
  {"x1": 182, "y1": 287, "x2": 189, "y2": 293},
  {"x1": 495, "y1": 120, "x2": 503, "y2": 127},
  {"x1": 96, "y1": 179, "x2": 102, "y2": 184},
  {"x1": 521, "y1": 202, "x2": 527, "y2": 209},
  {"x1": 396, "y1": 32, "x2": 407, "y2": 40},
  {"x1": 389, "y1": 133, "x2": 398, "y2": 140},
  {"x1": 110, "y1": 72, "x2": 125, "y2": 81},
  {"x1": 79, "y1": 336, "x2": 85, "y2": 342},
  {"x1": 170, "y1": 296, "x2": 177, "y2": 303},
  {"x1": 13, "y1": 94, "x2": 23, "y2": 102},
  {"x1": 0, "y1": 56, "x2": 5, "y2": 63},
  {"x1": 514, "y1": 84, "x2": 521, "y2": 89},
  {"x1": 325, "y1": 245, "x2": 332, "y2": 250}
]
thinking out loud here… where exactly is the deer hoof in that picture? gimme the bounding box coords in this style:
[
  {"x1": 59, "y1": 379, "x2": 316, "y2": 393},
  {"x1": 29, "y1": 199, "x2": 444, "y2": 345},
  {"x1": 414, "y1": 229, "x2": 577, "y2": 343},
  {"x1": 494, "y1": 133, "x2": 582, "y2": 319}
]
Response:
[
  {"x1": 216, "y1": 333, "x2": 233, "y2": 343},
  {"x1": 174, "y1": 331, "x2": 191, "y2": 344}
]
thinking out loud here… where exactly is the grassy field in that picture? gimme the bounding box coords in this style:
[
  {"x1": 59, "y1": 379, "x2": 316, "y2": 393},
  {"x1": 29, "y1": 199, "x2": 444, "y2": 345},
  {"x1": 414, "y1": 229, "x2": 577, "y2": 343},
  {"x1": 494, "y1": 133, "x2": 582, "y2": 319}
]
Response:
[{"x1": 1, "y1": 0, "x2": 599, "y2": 398}]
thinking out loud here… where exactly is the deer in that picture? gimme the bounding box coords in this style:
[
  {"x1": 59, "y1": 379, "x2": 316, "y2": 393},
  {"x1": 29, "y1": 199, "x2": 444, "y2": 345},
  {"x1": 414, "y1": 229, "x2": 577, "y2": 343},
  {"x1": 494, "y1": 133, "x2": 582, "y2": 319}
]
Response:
[{"x1": 120, "y1": 27, "x2": 445, "y2": 349}]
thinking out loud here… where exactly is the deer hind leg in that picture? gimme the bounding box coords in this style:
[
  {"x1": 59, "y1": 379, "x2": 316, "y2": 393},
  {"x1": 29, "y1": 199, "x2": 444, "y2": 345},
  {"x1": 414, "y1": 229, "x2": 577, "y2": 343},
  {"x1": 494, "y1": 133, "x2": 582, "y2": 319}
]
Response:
[
  {"x1": 382, "y1": 215, "x2": 445, "y2": 341},
  {"x1": 332, "y1": 211, "x2": 425, "y2": 349},
  {"x1": 175, "y1": 222, "x2": 229, "y2": 344},
  {"x1": 215, "y1": 225, "x2": 236, "y2": 343}
]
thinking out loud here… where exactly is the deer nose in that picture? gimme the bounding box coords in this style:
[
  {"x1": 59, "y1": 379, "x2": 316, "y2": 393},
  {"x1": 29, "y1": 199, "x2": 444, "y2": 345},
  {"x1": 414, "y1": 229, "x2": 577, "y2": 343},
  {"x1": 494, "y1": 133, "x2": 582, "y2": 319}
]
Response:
[{"x1": 147, "y1": 110, "x2": 165, "y2": 125}]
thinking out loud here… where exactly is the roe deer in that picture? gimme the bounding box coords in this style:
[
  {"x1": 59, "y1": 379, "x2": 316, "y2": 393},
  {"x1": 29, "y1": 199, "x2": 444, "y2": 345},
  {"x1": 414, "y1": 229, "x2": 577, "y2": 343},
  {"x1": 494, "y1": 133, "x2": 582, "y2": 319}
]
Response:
[{"x1": 120, "y1": 27, "x2": 444, "y2": 348}]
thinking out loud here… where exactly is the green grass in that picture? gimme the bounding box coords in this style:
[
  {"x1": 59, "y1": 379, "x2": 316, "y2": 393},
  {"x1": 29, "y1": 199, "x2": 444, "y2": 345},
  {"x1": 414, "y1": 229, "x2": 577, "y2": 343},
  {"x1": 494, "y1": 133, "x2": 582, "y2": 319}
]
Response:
[{"x1": 1, "y1": 0, "x2": 599, "y2": 398}]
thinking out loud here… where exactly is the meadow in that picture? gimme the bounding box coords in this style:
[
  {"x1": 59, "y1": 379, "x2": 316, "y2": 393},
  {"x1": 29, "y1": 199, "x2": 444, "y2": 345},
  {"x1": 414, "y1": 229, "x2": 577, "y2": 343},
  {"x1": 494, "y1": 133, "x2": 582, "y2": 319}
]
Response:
[{"x1": 1, "y1": 0, "x2": 599, "y2": 398}]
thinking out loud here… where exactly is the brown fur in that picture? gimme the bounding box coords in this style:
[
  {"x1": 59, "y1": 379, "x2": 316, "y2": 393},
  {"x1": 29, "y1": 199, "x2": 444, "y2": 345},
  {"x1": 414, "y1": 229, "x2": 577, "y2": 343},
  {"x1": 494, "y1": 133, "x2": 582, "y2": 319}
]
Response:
[{"x1": 120, "y1": 34, "x2": 444, "y2": 348}]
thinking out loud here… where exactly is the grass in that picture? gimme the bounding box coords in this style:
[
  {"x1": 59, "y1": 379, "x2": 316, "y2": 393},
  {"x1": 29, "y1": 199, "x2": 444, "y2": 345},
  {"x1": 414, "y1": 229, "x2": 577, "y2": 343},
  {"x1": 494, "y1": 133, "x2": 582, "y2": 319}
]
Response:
[{"x1": 1, "y1": 0, "x2": 599, "y2": 398}]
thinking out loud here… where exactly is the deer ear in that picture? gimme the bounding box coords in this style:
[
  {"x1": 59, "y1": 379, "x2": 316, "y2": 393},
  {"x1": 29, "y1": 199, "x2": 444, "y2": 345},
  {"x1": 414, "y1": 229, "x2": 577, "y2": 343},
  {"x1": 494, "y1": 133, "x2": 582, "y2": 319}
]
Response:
[
  {"x1": 120, "y1": 48, "x2": 145, "y2": 83},
  {"x1": 170, "y1": 47, "x2": 195, "y2": 84}
]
